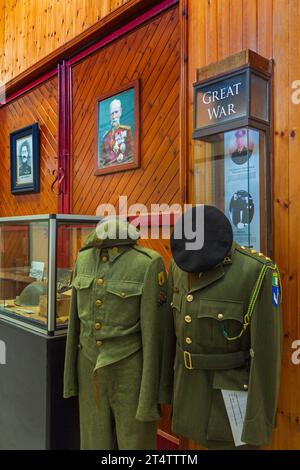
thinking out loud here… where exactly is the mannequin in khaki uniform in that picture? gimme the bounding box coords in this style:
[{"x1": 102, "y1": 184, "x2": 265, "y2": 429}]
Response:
[
  {"x1": 162, "y1": 206, "x2": 283, "y2": 449},
  {"x1": 64, "y1": 219, "x2": 169, "y2": 450}
]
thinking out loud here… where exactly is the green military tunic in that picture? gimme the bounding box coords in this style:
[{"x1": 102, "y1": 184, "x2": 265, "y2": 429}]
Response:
[
  {"x1": 64, "y1": 224, "x2": 169, "y2": 450},
  {"x1": 164, "y1": 242, "x2": 283, "y2": 449}
]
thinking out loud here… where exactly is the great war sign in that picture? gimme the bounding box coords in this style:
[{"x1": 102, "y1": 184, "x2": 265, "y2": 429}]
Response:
[{"x1": 195, "y1": 72, "x2": 247, "y2": 130}]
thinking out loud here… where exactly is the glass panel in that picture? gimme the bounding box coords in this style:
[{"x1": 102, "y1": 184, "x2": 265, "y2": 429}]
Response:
[
  {"x1": 0, "y1": 221, "x2": 49, "y2": 328},
  {"x1": 194, "y1": 128, "x2": 268, "y2": 253},
  {"x1": 250, "y1": 74, "x2": 268, "y2": 122},
  {"x1": 55, "y1": 222, "x2": 98, "y2": 329}
]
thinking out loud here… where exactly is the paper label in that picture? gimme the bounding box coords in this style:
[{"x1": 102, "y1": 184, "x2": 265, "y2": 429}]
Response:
[
  {"x1": 221, "y1": 389, "x2": 248, "y2": 447},
  {"x1": 30, "y1": 261, "x2": 44, "y2": 280}
]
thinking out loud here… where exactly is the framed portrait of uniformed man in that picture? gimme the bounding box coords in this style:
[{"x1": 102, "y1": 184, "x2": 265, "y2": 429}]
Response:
[
  {"x1": 95, "y1": 80, "x2": 140, "y2": 176},
  {"x1": 10, "y1": 123, "x2": 40, "y2": 194}
]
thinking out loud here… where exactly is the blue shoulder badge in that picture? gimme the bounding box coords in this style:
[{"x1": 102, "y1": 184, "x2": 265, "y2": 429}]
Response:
[{"x1": 272, "y1": 271, "x2": 280, "y2": 308}]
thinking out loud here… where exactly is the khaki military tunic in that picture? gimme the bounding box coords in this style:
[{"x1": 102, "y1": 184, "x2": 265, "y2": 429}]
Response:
[
  {"x1": 163, "y1": 242, "x2": 282, "y2": 449},
  {"x1": 64, "y1": 239, "x2": 169, "y2": 450}
]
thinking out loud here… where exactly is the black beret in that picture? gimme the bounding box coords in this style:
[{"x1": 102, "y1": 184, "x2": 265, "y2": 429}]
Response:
[{"x1": 171, "y1": 205, "x2": 233, "y2": 273}]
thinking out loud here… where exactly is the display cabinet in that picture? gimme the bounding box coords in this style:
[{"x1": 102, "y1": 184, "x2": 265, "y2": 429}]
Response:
[
  {"x1": 0, "y1": 214, "x2": 100, "y2": 449},
  {"x1": 193, "y1": 51, "x2": 272, "y2": 255},
  {"x1": 0, "y1": 214, "x2": 100, "y2": 335}
]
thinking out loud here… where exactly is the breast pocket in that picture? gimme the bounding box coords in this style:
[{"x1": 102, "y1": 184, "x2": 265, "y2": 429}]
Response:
[
  {"x1": 194, "y1": 299, "x2": 245, "y2": 350},
  {"x1": 105, "y1": 280, "x2": 143, "y2": 326},
  {"x1": 73, "y1": 275, "x2": 94, "y2": 320}
]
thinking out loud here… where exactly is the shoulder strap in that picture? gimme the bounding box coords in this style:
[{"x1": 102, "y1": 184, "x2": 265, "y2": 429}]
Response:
[{"x1": 221, "y1": 263, "x2": 282, "y2": 342}]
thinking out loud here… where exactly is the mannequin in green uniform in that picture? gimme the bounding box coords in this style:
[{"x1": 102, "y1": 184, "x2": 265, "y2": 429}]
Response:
[
  {"x1": 64, "y1": 217, "x2": 169, "y2": 450},
  {"x1": 162, "y1": 205, "x2": 283, "y2": 449}
]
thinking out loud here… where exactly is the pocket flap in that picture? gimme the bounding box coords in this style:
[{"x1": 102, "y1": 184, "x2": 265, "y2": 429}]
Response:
[
  {"x1": 213, "y1": 368, "x2": 249, "y2": 391},
  {"x1": 106, "y1": 280, "x2": 143, "y2": 298},
  {"x1": 171, "y1": 292, "x2": 182, "y2": 311},
  {"x1": 73, "y1": 275, "x2": 94, "y2": 290},
  {"x1": 196, "y1": 299, "x2": 244, "y2": 323}
]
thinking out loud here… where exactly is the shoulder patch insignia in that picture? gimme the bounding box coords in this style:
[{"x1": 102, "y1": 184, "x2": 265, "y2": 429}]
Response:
[
  {"x1": 272, "y1": 271, "x2": 280, "y2": 308},
  {"x1": 158, "y1": 271, "x2": 165, "y2": 286}
]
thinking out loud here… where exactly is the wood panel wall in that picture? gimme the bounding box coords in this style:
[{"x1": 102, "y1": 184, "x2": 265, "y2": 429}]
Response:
[
  {"x1": 71, "y1": 8, "x2": 180, "y2": 216},
  {"x1": 187, "y1": 0, "x2": 300, "y2": 450},
  {"x1": 0, "y1": 0, "x2": 132, "y2": 85},
  {"x1": 0, "y1": 77, "x2": 58, "y2": 216}
]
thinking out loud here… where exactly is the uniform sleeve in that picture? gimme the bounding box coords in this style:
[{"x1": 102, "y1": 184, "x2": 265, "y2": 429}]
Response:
[
  {"x1": 135, "y1": 255, "x2": 168, "y2": 422},
  {"x1": 158, "y1": 259, "x2": 176, "y2": 405},
  {"x1": 63, "y1": 263, "x2": 80, "y2": 398},
  {"x1": 242, "y1": 266, "x2": 283, "y2": 445}
]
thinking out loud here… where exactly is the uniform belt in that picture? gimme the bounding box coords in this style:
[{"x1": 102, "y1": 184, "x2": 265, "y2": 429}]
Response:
[{"x1": 176, "y1": 344, "x2": 250, "y2": 370}]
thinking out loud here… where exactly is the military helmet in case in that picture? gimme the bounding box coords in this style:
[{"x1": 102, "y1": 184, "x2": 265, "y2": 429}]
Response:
[{"x1": 15, "y1": 281, "x2": 47, "y2": 307}]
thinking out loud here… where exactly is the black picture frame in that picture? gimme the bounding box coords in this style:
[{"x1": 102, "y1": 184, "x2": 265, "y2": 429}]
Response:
[{"x1": 10, "y1": 123, "x2": 40, "y2": 194}]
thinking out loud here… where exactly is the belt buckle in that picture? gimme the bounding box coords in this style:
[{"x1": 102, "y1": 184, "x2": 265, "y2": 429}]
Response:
[{"x1": 184, "y1": 351, "x2": 193, "y2": 370}]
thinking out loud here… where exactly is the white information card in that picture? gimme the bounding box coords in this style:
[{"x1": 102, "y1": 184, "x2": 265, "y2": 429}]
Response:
[{"x1": 221, "y1": 390, "x2": 248, "y2": 447}]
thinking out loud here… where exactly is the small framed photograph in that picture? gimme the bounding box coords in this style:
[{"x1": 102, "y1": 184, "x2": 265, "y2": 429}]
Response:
[
  {"x1": 96, "y1": 80, "x2": 140, "y2": 176},
  {"x1": 10, "y1": 123, "x2": 40, "y2": 194}
]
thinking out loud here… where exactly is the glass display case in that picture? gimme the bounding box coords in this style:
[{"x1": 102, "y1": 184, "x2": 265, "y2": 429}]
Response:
[
  {"x1": 0, "y1": 214, "x2": 101, "y2": 335},
  {"x1": 194, "y1": 127, "x2": 270, "y2": 254}
]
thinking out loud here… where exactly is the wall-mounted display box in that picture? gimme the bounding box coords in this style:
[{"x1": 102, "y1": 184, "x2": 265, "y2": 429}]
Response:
[
  {"x1": 0, "y1": 214, "x2": 100, "y2": 449},
  {"x1": 193, "y1": 50, "x2": 272, "y2": 255}
]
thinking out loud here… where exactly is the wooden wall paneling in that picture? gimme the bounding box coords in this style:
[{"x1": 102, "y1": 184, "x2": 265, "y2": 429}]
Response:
[
  {"x1": 95, "y1": 13, "x2": 179, "y2": 207},
  {"x1": 187, "y1": 0, "x2": 206, "y2": 205},
  {"x1": 108, "y1": 62, "x2": 178, "y2": 207},
  {"x1": 179, "y1": 0, "x2": 188, "y2": 203},
  {"x1": 271, "y1": 0, "x2": 292, "y2": 450},
  {"x1": 0, "y1": 77, "x2": 58, "y2": 217},
  {"x1": 71, "y1": 27, "x2": 145, "y2": 210},
  {"x1": 257, "y1": 0, "x2": 273, "y2": 58},
  {"x1": 0, "y1": 1, "x2": 4, "y2": 89},
  {"x1": 205, "y1": 0, "x2": 218, "y2": 64},
  {"x1": 229, "y1": 0, "x2": 243, "y2": 54},
  {"x1": 242, "y1": 0, "x2": 257, "y2": 51},
  {"x1": 100, "y1": 0, "x2": 112, "y2": 18},
  {"x1": 217, "y1": 0, "x2": 230, "y2": 60},
  {"x1": 0, "y1": 0, "x2": 135, "y2": 85},
  {"x1": 112, "y1": 48, "x2": 179, "y2": 205},
  {"x1": 286, "y1": 0, "x2": 300, "y2": 449},
  {"x1": 71, "y1": 7, "x2": 180, "y2": 216}
]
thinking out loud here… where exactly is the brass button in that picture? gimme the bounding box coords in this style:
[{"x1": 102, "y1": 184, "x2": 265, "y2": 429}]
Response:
[
  {"x1": 102, "y1": 256, "x2": 108, "y2": 262},
  {"x1": 185, "y1": 315, "x2": 192, "y2": 323},
  {"x1": 96, "y1": 340, "x2": 103, "y2": 347},
  {"x1": 111, "y1": 247, "x2": 119, "y2": 254},
  {"x1": 250, "y1": 348, "x2": 255, "y2": 358},
  {"x1": 170, "y1": 302, "x2": 174, "y2": 307},
  {"x1": 217, "y1": 313, "x2": 224, "y2": 320},
  {"x1": 121, "y1": 292, "x2": 126, "y2": 298},
  {"x1": 251, "y1": 249, "x2": 256, "y2": 254},
  {"x1": 95, "y1": 299, "x2": 102, "y2": 307},
  {"x1": 186, "y1": 294, "x2": 193, "y2": 302},
  {"x1": 185, "y1": 337, "x2": 192, "y2": 345},
  {"x1": 95, "y1": 322, "x2": 102, "y2": 330},
  {"x1": 243, "y1": 384, "x2": 248, "y2": 391},
  {"x1": 97, "y1": 278, "x2": 104, "y2": 286}
]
